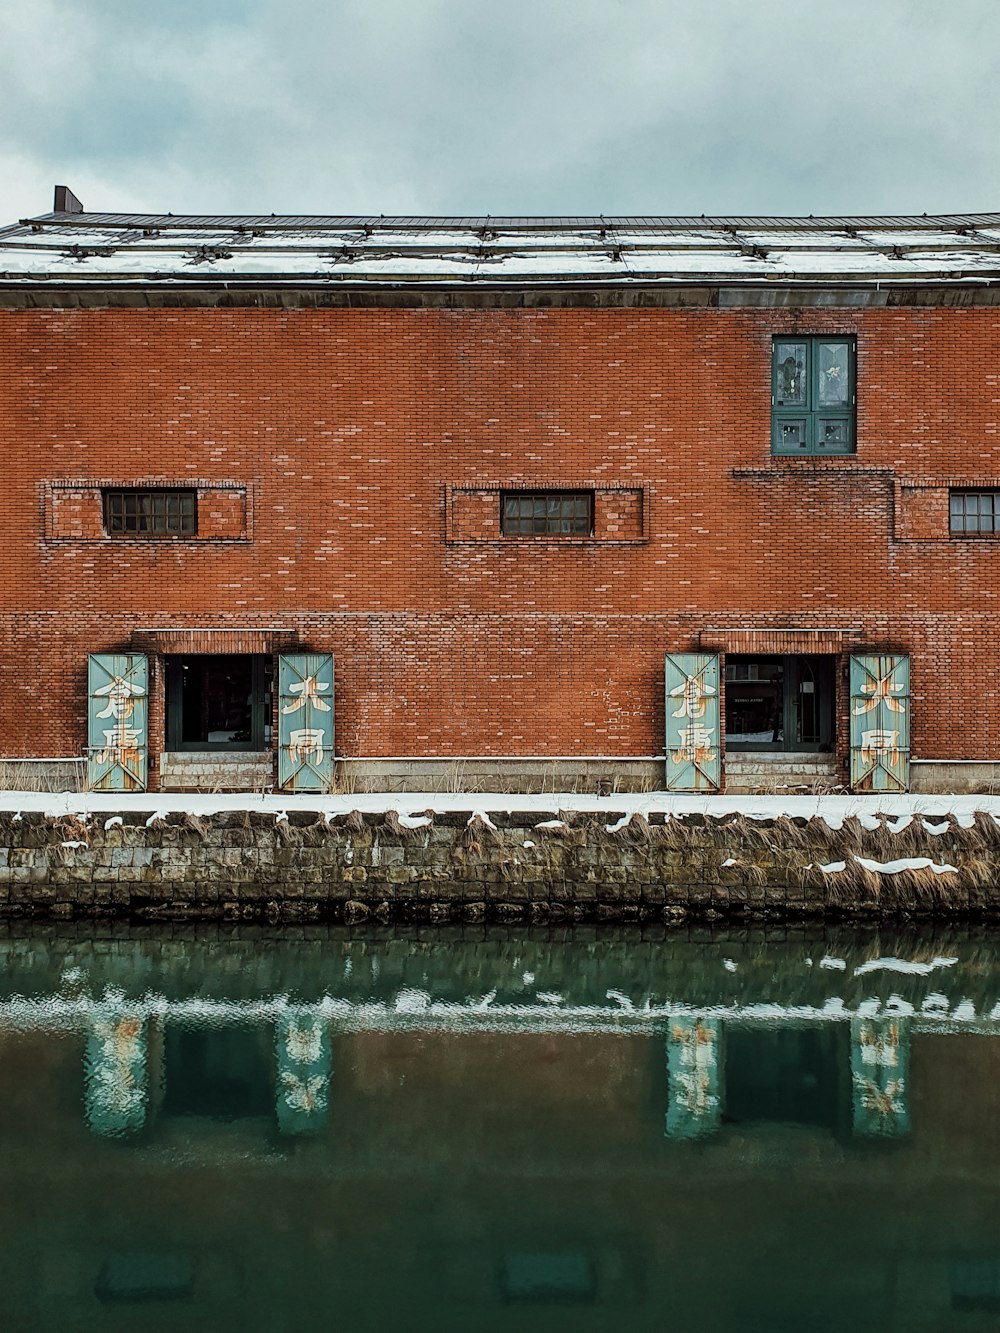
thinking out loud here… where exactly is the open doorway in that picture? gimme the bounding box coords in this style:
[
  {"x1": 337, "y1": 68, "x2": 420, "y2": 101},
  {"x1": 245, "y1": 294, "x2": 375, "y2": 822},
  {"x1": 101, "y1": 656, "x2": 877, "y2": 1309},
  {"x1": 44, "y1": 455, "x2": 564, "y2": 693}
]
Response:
[
  {"x1": 724, "y1": 655, "x2": 834, "y2": 752},
  {"x1": 164, "y1": 655, "x2": 272, "y2": 751}
]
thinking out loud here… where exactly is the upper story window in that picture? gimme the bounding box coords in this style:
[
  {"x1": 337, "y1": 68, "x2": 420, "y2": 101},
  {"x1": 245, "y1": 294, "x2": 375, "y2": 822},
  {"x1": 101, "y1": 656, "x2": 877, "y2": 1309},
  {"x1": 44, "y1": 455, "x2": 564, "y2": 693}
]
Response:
[
  {"x1": 500, "y1": 490, "x2": 594, "y2": 537},
  {"x1": 950, "y1": 489, "x2": 1000, "y2": 535},
  {"x1": 772, "y1": 337, "x2": 856, "y2": 456},
  {"x1": 103, "y1": 488, "x2": 197, "y2": 537}
]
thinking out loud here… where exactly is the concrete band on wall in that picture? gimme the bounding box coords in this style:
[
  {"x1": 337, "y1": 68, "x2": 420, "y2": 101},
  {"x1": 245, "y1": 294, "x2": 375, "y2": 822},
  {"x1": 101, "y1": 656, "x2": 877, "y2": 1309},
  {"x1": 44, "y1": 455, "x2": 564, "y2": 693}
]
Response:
[{"x1": 0, "y1": 808, "x2": 996, "y2": 923}]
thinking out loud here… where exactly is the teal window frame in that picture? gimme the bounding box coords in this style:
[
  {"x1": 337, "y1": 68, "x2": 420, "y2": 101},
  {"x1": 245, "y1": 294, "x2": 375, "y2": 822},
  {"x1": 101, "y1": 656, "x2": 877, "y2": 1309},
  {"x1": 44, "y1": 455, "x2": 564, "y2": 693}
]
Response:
[{"x1": 771, "y1": 336, "x2": 856, "y2": 456}]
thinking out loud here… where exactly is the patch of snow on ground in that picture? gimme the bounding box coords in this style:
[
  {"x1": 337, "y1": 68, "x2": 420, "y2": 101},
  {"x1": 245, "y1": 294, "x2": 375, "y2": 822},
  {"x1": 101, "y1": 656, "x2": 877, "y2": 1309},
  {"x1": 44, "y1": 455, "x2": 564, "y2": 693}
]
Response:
[
  {"x1": 605, "y1": 813, "x2": 632, "y2": 834},
  {"x1": 535, "y1": 819, "x2": 567, "y2": 830},
  {"x1": 1, "y1": 789, "x2": 1000, "y2": 827},
  {"x1": 819, "y1": 957, "x2": 847, "y2": 971},
  {"x1": 103, "y1": 816, "x2": 123, "y2": 830},
  {"x1": 885, "y1": 814, "x2": 914, "y2": 833},
  {"x1": 818, "y1": 861, "x2": 847, "y2": 874},
  {"x1": 470, "y1": 811, "x2": 498, "y2": 830},
  {"x1": 922, "y1": 819, "x2": 951, "y2": 835},
  {"x1": 397, "y1": 813, "x2": 432, "y2": 828},
  {"x1": 722, "y1": 857, "x2": 738, "y2": 867}
]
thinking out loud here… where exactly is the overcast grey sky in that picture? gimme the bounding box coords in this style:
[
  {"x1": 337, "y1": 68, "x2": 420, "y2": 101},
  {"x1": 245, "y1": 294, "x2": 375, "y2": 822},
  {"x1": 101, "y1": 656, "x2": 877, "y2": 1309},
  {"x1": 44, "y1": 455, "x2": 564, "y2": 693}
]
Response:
[{"x1": 1, "y1": 0, "x2": 997, "y2": 220}]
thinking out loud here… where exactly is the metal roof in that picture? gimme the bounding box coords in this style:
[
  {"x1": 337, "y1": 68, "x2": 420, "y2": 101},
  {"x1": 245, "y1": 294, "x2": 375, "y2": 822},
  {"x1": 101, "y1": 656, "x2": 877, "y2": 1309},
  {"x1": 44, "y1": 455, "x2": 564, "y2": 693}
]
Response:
[
  {"x1": 17, "y1": 209, "x2": 1000, "y2": 231},
  {"x1": 2, "y1": 200, "x2": 999, "y2": 288}
]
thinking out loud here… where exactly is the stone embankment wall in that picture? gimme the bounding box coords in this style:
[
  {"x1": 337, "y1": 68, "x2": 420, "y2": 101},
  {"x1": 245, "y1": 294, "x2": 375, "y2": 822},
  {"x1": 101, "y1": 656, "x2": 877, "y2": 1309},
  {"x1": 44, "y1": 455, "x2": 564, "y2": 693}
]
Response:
[{"x1": 0, "y1": 808, "x2": 997, "y2": 922}]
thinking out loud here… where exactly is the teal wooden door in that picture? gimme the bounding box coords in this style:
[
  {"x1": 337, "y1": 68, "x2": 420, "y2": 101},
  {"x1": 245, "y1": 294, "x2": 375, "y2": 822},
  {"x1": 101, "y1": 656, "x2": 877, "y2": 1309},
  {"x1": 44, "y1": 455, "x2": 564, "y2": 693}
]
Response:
[
  {"x1": 850, "y1": 654, "x2": 910, "y2": 791},
  {"x1": 277, "y1": 653, "x2": 334, "y2": 791},
  {"x1": 87, "y1": 653, "x2": 148, "y2": 791},
  {"x1": 665, "y1": 653, "x2": 721, "y2": 791}
]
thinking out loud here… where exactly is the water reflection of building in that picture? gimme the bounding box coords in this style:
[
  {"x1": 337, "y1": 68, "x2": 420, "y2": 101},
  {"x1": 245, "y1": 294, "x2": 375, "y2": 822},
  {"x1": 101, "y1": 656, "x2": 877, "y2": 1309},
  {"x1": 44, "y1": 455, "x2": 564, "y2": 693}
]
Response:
[
  {"x1": 0, "y1": 992, "x2": 954, "y2": 1143},
  {"x1": 2, "y1": 925, "x2": 999, "y2": 1329},
  {"x1": 1, "y1": 992, "x2": 999, "y2": 1329}
]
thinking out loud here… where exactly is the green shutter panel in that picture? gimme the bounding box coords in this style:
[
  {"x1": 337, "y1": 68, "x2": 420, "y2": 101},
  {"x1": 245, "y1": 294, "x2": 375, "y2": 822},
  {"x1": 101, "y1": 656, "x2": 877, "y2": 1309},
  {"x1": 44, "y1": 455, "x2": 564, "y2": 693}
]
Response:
[
  {"x1": 275, "y1": 1008, "x2": 331, "y2": 1136},
  {"x1": 87, "y1": 653, "x2": 148, "y2": 792},
  {"x1": 850, "y1": 654, "x2": 910, "y2": 792},
  {"x1": 851, "y1": 1015, "x2": 909, "y2": 1138},
  {"x1": 277, "y1": 653, "x2": 334, "y2": 791},
  {"x1": 665, "y1": 1017, "x2": 723, "y2": 1140},
  {"x1": 664, "y1": 653, "x2": 721, "y2": 791}
]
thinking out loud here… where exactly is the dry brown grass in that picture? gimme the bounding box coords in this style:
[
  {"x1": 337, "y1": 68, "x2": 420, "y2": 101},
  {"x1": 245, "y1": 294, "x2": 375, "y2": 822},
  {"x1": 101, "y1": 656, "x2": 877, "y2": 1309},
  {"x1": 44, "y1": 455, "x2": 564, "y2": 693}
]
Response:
[
  {"x1": 343, "y1": 809, "x2": 366, "y2": 835},
  {"x1": 380, "y1": 809, "x2": 428, "y2": 838},
  {"x1": 0, "y1": 760, "x2": 85, "y2": 794},
  {"x1": 181, "y1": 812, "x2": 208, "y2": 839},
  {"x1": 50, "y1": 814, "x2": 90, "y2": 845},
  {"x1": 456, "y1": 813, "x2": 502, "y2": 857}
]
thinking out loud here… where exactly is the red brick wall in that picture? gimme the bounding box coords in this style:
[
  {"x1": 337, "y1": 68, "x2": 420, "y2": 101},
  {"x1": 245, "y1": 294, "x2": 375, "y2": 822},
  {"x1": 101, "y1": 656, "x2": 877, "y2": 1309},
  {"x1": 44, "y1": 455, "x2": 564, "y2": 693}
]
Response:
[{"x1": 1, "y1": 303, "x2": 999, "y2": 762}]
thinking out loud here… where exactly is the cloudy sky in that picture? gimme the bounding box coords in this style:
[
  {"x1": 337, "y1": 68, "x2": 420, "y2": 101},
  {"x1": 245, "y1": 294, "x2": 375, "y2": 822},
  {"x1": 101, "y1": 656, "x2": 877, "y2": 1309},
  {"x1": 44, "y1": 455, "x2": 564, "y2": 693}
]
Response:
[{"x1": 1, "y1": 0, "x2": 997, "y2": 221}]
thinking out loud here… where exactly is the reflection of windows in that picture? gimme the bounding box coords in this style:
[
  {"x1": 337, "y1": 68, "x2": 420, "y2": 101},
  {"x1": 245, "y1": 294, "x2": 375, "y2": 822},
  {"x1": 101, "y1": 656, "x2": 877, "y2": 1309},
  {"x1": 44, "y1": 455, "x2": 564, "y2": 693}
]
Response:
[
  {"x1": 162, "y1": 1026, "x2": 272, "y2": 1120},
  {"x1": 950, "y1": 489, "x2": 1000, "y2": 535},
  {"x1": 501, "y1": 491, "x2": 594, "y2": 536},
  {"x1": 725, "y1": 660, "x2": 776, "y2": 683},
  {"x1": 772, "y1": 337, "x2": 856, "y2": 455},
  {"x1": 951, "y1": 1259, "x2": 1000, "y2": 1312},
  {"x1": 103, "y1": 488, "x2": 197, "y2": 536},
  {"x1": 724, "y1": 1025, "x2": 848, "y2": 1131},
  {"x1": 500, "y1": 1253, "x2": 597, "y2": 1303}
]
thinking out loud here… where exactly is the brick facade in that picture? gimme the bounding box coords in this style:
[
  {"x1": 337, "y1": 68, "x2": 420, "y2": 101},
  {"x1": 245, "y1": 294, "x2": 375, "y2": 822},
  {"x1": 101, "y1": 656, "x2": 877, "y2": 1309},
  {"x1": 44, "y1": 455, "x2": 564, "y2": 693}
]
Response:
[{"x1": 1, "y1": 298, "x2": 999, "y2": 787}]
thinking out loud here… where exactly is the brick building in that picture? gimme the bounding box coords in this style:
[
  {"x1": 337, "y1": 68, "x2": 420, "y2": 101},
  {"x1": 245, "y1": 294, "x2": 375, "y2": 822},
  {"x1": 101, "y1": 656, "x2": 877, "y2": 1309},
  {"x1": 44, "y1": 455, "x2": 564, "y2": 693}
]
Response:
[{"x1": 1, "y1": 187, "x2": 998, "y2": 794}]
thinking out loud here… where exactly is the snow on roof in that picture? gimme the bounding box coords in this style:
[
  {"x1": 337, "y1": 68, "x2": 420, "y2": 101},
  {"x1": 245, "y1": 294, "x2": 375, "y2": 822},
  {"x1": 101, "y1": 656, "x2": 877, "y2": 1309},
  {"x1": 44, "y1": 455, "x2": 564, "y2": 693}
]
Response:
[{"x1": 2, "y1": 205, "x2": 999, "y2": 286}]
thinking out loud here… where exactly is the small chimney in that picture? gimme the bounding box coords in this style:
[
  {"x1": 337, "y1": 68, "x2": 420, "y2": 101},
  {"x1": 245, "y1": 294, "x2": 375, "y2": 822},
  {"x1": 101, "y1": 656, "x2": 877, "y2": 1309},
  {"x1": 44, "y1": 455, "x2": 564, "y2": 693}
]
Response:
[{"x1": 53, "y1": 185, "x2": 84, "y2": 215}]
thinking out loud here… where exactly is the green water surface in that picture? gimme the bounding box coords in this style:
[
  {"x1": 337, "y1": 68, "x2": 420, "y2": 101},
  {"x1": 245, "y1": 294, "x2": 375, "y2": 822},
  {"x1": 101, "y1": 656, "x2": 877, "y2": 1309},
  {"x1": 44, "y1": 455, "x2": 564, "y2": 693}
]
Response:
[{"x1": 0, "y1": 922, "x2": 997, "y2": 1332}]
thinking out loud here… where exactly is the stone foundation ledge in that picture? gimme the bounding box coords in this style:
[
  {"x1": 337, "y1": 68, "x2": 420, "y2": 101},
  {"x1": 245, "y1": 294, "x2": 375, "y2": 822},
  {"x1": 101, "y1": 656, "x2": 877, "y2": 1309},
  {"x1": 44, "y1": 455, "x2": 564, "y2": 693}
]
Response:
[{"x1": 0, "y1": 806, "x2": 996, "y2": 922}]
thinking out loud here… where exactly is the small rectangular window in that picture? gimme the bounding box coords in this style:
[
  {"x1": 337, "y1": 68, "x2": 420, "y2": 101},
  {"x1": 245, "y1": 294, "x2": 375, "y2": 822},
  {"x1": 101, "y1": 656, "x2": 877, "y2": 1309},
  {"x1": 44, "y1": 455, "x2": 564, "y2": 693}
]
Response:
[
  {"x1": 500, "y1": 490, "x2": 594, "y2": 537},
  {"x1": 103, "y1": 489, "x2": 197, "y2": 537},
  {"x1": 950, "y1": 489, "x2": 1000, "y2": 534},
  {"x1": 772, "y1": 337, "x2": 856, "y2": 456}
]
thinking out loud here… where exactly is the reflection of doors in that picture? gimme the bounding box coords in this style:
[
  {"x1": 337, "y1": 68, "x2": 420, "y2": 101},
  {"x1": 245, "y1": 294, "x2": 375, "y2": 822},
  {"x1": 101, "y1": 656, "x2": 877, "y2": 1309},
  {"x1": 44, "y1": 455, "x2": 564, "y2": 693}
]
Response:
[{"x1": 725, "y1": 655, "x2": 834, "y2": 752}]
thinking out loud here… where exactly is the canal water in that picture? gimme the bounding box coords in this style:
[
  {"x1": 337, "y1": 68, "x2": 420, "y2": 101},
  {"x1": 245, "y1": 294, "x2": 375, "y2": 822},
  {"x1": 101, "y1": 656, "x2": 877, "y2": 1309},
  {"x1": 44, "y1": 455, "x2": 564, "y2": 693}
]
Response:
[{"x1": 0, "y1": 923, "x2": 998, "y2": 1331}]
